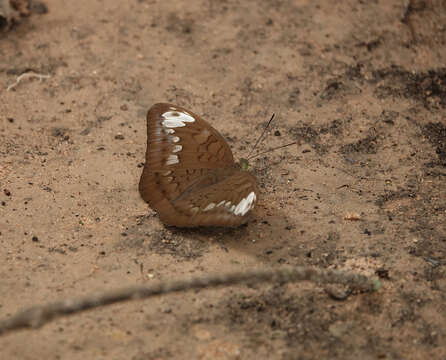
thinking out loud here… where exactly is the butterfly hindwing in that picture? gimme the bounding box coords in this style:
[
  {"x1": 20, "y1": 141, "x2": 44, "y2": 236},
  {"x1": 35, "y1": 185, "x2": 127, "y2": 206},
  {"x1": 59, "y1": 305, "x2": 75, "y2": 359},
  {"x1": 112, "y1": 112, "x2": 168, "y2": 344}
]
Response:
[{"x1": 171, "y1": 170, "x2": 258, "y2": 227}]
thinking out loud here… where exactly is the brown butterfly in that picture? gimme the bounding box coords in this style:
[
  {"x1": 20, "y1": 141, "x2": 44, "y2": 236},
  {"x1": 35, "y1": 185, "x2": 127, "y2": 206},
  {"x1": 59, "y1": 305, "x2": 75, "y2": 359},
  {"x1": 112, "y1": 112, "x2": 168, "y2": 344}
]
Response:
[{"x1": 139, "y1": 103, "x2": 259, "y2": 227}]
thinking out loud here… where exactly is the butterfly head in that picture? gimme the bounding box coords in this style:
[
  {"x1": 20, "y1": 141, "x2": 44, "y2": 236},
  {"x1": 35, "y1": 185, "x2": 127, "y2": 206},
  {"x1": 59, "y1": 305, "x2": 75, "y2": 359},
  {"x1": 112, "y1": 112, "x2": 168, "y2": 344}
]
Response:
[{"x1": 239, "y1": 158, "x2": 250, "y2": 171}]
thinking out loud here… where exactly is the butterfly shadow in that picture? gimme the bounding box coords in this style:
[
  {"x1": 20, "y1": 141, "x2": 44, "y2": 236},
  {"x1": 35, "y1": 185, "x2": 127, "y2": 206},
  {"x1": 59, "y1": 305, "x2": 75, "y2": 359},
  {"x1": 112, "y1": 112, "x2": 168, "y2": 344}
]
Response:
[
  {"x1": 163, "y1": 223, "x2": 252, "y2": 252},
  {"x1": 117, "y1": 212, "x2": 257, "y2": 260},
  {"x1": 163, "y1": 204, "x2": 295, "y2": 256}
]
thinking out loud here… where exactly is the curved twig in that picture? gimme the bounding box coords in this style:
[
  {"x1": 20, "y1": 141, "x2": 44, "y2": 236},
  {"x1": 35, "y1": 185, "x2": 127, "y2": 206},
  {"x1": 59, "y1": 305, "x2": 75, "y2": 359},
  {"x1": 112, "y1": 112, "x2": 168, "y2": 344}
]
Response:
[
  {"x1": 6, "y1": 72, "x2": 51, "y2": 91},
  {"x1": 0, "y1": 266, "x2": 381, "y2": 336}
]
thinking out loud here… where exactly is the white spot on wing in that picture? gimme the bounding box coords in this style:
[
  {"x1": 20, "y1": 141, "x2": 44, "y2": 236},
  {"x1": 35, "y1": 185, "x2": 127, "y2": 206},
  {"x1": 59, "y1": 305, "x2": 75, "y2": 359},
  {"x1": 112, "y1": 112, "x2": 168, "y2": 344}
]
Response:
[
  {"x1": 164, "y1": 128, "x2": 175, "y2": 134},
  {"x1": 172, "y1": 145, "x2": 182, "y2": 153},
  {"x1": 190, "y1": 207, "x2": 199, "y2": 214},
  {"x1": 217, "y1": 200, "x2": 226, "y2": 207},
  {"x1": 162, "y1": 111, "x2": 195, "y2": 128},
  {"x1": 166, "y1": 154, "x2": 179, "y2": 165},
  {"x1": 162, "y1": 120, "x2": 185, "y2": 128},
  {"x1": 203, "y1": 203, "x2": 216, "y2": 211},
  {"x1": 234, "y1": 191, "x2": 256, "y2": 216}
]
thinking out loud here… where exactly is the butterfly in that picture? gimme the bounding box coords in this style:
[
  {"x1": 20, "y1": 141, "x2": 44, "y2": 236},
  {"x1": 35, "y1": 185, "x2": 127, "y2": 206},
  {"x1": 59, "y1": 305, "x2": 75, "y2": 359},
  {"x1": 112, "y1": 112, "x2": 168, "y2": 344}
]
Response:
[{"x1": 139, "y1": 103, "x2": 259, "y2": 227}]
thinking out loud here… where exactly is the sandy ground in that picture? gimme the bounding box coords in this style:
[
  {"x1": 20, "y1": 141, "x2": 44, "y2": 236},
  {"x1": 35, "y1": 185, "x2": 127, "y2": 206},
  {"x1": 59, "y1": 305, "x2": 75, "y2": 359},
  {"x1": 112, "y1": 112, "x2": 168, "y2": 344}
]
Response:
[{"x1": 1, "y1": 0, "x2": 445, "y2": 359}]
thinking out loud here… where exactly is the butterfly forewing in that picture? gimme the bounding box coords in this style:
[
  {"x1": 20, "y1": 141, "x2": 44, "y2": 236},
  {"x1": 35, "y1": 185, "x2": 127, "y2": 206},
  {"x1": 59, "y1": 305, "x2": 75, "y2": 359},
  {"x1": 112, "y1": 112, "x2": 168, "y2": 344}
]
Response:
[
  {"x1": 139, "y1": 103, "x2": 258, "y2": 227},
  {"x1": 143, "y1": 103, "x2": 234, "y2": 170}
]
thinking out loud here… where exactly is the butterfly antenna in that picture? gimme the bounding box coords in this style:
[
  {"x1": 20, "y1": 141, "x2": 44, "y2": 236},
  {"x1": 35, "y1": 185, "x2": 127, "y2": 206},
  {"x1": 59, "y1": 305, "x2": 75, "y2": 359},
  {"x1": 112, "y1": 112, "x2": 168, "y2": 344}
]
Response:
[
  {"x1": 247, "y1": 141, "x2": 297, "y2": 161},
  {"x1": 247, "y1": 113, "x2": 275, "y2": 159}
]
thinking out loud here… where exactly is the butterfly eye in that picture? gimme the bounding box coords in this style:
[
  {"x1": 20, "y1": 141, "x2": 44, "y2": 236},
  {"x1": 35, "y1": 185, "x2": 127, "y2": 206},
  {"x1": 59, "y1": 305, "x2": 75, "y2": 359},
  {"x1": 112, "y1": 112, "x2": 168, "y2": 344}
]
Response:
[{"x1": 239, "y1": 158, "x2": 249, "y2": 171}]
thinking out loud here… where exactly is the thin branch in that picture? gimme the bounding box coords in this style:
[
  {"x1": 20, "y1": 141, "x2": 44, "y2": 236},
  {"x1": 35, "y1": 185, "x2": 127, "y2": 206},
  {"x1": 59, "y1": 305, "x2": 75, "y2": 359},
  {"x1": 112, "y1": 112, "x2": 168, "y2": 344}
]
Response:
[
  {"x1": 6, "y1": 72, "x2": 51, "y2": 91},
  {"x1": 0, "y1": 266, "x2": 381, "y2": 336}
]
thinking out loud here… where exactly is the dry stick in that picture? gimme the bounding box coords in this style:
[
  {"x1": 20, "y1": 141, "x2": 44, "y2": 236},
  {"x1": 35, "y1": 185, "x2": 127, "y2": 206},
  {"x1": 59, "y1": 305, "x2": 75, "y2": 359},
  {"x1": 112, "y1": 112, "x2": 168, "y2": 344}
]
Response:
[
  {"x1": 0, "y1": 266, "x2": 381, "y2": 336},
  {"x1": 6, "y1": 72, "x2": 51, "y2": 91}
]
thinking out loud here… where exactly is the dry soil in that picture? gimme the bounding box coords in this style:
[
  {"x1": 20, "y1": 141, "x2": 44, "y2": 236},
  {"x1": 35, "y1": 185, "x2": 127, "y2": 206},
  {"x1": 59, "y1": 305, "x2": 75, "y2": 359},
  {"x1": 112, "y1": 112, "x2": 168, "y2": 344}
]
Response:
[{"x1": 0, "y1": 0, "x2": 445, "y2": 359}]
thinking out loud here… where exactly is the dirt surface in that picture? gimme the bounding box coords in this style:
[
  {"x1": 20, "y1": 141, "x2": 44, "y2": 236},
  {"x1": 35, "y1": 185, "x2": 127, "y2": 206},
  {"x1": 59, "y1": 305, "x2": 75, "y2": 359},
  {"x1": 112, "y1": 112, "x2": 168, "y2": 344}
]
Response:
[{"x1": 1, "y1": 0, "x2": 445, "y2": 359}]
